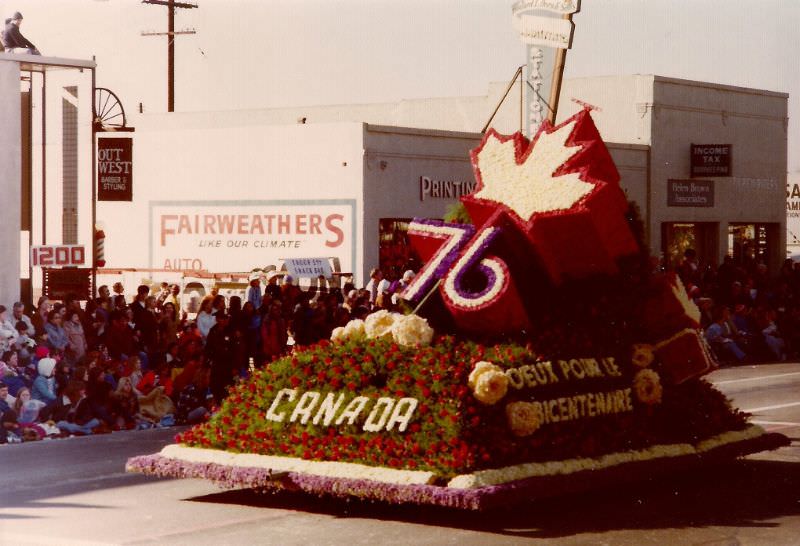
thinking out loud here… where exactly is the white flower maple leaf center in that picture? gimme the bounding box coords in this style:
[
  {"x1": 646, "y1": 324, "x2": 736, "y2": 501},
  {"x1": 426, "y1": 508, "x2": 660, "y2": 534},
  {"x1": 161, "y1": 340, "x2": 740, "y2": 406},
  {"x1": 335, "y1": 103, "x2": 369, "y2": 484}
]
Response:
[{"x1": 474, "y1": 121, "x2": 595, "y2": 221}]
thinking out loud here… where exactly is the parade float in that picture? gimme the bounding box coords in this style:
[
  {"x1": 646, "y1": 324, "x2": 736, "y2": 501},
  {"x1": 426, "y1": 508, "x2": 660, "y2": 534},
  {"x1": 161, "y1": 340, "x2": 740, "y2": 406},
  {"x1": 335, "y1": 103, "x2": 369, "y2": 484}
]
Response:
[{"x1": 127, "y1": 109, "x2": 789, "y2": 509}]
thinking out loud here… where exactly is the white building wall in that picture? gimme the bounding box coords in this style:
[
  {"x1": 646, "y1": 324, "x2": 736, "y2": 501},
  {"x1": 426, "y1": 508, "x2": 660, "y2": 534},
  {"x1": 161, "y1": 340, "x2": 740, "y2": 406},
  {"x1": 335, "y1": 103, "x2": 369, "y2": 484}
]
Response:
[
  {"x1": 649, "y1": 77, "x2": 787, "y2": 268},
  {"x1": 99, "y1": 120, "x2": 367, "y2": 281},
  {"x1": 608, "y1": 143, "x2": 650, "y2": 234},
  {"x1": 555, "y1": 75, "x2": 655, "y2": 146},
  {"x1": 0, "y1": 60, "x2": 21, "y2": 306}
]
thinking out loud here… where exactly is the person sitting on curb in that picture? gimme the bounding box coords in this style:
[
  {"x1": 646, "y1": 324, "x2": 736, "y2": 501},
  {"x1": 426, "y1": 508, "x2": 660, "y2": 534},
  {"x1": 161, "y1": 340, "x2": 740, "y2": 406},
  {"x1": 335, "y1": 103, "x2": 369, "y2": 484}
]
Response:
[
  {"x1": 52, "y1": 380, "x2": 100, "y2": 436},
  {"x1": 705, "y1": 306, "x2": 747, "y2": 364}
]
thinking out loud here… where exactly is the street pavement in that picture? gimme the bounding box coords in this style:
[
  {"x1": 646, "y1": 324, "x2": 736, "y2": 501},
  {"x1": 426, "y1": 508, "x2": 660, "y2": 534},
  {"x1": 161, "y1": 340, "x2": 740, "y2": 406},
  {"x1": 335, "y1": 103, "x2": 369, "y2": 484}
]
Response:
[{"x1": 1, "y1": 363, "x2": 799, "y2": 545}]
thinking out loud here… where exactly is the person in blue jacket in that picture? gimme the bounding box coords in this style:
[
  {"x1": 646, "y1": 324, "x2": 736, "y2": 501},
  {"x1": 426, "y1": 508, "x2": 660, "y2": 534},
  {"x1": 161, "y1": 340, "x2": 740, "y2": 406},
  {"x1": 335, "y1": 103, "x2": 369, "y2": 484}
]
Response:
[{"x1": 32, "y1": 357, "x2": 58, "y2": 406}]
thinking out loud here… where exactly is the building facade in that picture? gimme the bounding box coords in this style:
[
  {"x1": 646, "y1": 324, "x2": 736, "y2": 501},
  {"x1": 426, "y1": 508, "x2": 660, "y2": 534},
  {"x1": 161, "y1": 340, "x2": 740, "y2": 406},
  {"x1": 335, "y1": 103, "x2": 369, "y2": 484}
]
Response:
[
  {"x1": 100, "y1": 118, "x2": 482, "y2": 286},
  {"x1": 93, "y1": 75, "x2": 791, "y2": 287},
  {"x1": 555, "y1": 75, "x2": 788, "y2": 274},
  {"x1": 1, "y1": 61, "x2": 788, "y2": 303}
]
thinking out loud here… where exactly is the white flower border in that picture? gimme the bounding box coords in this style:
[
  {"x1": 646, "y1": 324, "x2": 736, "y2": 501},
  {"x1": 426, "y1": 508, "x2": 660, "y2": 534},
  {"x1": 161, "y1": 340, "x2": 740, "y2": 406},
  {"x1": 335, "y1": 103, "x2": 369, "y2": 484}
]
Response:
[
  {"x1": 156, "y1": 444, "x2": 435, "y2": 485},
  {"x1": 446, "y1": 425, "x2": 765, "y2": 489},
  {"x1": 153, "y1": 425, "x2": 767, "y2": 490}
]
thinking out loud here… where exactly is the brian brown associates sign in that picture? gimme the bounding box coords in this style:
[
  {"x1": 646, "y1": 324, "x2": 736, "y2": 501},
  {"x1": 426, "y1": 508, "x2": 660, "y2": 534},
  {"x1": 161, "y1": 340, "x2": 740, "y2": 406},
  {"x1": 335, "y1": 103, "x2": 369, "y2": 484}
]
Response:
[{"x1": 667, "y1": 179, "x2": 714, "y2": 207}]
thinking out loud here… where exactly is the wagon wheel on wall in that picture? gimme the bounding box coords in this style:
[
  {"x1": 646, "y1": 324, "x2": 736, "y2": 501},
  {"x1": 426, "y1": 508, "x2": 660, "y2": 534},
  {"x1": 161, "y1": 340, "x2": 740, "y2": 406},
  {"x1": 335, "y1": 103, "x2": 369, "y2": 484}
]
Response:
[{"x1": 94, "y1": 88, "x2": 127, "y2": 131}]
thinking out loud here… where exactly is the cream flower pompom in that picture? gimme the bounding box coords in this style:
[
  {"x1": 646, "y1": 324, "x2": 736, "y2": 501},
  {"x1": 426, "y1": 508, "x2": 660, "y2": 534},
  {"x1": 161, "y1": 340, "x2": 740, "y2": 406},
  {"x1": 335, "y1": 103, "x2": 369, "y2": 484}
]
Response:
[
  {"x1": 330, "y1": 319, "x2": 367, "y2": 342},
  {"x1": 631, "y1": 343, "x2": 655, "y2": 368},
  {"x1": 473, "y1": 370, "x2": 509, "y2": 405},
  {"x1": 633, "y1": 368, "x2": 663, "y2": 405},
  {"x1": 364, "y1": 310, "x2": 398, "y2": 339},
  {"x1": 505, "y1": 401, "x2": 543, "y2": 437},
  {"x1": 391, "y1": 314, "x2": 434, "y2": 347},
  {"x1": 343, "y1": 319, "x2": 366, "y2": 341},
  {"x1": 468, "y1": 361, "x2": 502, "y2": 389}
]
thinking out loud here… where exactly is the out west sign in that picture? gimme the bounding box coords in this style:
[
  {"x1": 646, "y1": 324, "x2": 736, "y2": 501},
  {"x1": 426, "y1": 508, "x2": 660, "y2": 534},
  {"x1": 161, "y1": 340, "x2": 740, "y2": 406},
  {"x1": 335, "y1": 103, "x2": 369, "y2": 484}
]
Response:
[
  {"x1": 97, "y1": 137, "x2": 133, "y2": 201},
  {"x1": 691, "y1": 144, "x2": 731, "y2": 177}
]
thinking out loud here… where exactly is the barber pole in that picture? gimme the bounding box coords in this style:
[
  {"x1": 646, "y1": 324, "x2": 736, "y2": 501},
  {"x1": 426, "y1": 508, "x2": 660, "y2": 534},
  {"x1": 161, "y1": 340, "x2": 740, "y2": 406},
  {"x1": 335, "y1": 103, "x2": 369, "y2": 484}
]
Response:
[{"x1": 95, "y1": 228, "x2": 106, "y2": 268}]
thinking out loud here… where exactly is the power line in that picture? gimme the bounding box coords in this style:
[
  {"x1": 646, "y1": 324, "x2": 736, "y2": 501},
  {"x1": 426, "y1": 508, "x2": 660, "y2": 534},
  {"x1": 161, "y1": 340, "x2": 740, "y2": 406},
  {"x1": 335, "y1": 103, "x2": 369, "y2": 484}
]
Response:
[{"x1": 141, "y1": 0, "x2": 198, "y2": 112}]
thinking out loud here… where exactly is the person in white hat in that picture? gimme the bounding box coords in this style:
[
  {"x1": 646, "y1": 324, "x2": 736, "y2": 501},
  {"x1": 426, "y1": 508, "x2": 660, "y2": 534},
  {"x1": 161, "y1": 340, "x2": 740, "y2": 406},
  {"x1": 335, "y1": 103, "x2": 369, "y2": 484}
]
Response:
[
  {"x1": 374, "y1": 279, "x2": 393, "y2": 310},
  {"x1": 264, "y1": 271, "x2": 282, "y2": 302},
  {"x1": 247, "y1": 273, "x2": 263, "y2": 310},
  {"x1": 391, "y1": 270, "x2": 416, "y2": 305},
  {"x1": 31, "y1": 357, "x2": 57, "y2": 406}
]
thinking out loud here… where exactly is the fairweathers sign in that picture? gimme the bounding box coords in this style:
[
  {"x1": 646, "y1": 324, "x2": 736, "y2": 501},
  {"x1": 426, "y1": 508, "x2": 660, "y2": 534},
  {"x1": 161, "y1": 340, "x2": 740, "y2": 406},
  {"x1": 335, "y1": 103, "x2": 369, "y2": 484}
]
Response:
[
  {"x1": 97, "y1": 137, "x2": 133, "y2": 201},
  {"x1": 150, "y1": 200, "x2": 356, "y2": 273}
]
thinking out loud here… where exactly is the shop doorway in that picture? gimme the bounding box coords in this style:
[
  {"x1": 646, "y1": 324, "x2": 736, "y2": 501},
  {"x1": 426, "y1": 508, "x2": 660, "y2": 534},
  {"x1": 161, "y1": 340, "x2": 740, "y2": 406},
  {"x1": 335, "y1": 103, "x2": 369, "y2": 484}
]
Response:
[
  {"x1": 378, "y1": 218, "x2": 421, "y2": 282},
  {"x1": 661, "y1": 222, "x2": 719, "y2": 271},
  {"x1": 727, "y1": 223, "x2": 778, "y2": 271}
]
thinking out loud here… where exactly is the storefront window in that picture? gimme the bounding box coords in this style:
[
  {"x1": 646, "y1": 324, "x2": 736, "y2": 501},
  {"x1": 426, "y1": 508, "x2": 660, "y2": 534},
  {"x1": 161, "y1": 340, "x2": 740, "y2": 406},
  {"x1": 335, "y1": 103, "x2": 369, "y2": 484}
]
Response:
[
  {"x1": 661, "y1": 222, "x2": 719, "y2": 271},
  {"x1": 378, "y1": 219, "x2": 421, "y2": 282},
  {"x1": 727, "y1": 223, "x2": 774, "y2": 270}
]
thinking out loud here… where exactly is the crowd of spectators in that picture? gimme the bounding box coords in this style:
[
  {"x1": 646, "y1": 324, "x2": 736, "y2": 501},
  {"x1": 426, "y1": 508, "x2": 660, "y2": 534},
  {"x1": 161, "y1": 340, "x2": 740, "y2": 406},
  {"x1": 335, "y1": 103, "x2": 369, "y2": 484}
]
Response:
[
  {"x1": 0, "y1": 268, "x2": 413, "y2": 444},
  {"x1": 4, "y1": 248, "x2": 797, "y2": 443},
  {"x1": 676, "y1": 249, "x2": 800, "y2": 364}
]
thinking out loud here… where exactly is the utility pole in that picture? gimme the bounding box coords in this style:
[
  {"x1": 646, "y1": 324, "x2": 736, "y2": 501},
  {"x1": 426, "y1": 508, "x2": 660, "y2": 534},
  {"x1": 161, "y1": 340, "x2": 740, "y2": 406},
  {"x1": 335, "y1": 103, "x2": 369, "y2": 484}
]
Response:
[{"x1": 141, "y1": 0, "x2": 198, "y2": 112}]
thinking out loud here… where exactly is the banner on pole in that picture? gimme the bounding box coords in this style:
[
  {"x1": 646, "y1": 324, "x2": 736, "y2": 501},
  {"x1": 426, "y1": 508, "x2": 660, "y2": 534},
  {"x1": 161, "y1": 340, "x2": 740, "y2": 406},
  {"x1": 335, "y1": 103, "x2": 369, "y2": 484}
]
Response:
[{"x1": 513, "y1": 0, "x2": 580, "y2": 135}]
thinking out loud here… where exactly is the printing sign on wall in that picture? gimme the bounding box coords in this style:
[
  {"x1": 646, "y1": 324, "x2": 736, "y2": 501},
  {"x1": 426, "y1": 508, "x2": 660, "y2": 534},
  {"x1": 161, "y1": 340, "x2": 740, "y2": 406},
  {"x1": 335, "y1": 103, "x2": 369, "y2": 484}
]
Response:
[
  {"x1": 97, "y1": 137, "x2": 133, "y2": 201},
  {"x1": 419, "y1": 176, "x2": 477, "y2": 201},
  {"x1": 150, "y1": 200, "x2": 356, "y2": 273},
  {"x1": 667, "y1": 179, "x2": 715, "y2": 207},
  {"x1": 690, "y1": 144, "x2": 731, "y2": 177}
]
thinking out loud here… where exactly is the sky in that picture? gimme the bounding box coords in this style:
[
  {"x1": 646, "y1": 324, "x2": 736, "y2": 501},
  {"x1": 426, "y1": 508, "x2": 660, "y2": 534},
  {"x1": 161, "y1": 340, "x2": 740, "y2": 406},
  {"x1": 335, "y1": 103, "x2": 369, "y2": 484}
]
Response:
[{"x1": 3, "y1": 0, "x2": 799, "y2": 169}]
